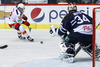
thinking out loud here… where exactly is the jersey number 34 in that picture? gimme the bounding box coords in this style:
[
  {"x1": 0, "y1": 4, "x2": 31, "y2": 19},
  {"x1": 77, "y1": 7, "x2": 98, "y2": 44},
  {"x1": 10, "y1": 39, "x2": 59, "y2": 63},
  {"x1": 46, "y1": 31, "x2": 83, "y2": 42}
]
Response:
[{"x1": 75, "y1": 15, "x2": 90, "y2": 24}]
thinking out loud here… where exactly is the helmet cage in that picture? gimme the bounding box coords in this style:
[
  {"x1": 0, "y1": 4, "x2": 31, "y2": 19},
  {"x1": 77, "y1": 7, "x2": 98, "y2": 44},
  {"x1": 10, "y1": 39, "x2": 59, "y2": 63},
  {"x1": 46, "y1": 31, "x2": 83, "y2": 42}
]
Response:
[{"x1": 68, "y1": 4, "x2": 77, "y2": 12}]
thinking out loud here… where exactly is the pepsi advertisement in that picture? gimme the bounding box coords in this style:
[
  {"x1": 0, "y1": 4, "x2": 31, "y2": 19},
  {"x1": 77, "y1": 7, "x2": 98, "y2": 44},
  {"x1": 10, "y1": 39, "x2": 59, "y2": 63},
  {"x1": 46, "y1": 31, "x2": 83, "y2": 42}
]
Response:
[{"x1": 0, "y1": 4, "x2": 100, "y2": 29}]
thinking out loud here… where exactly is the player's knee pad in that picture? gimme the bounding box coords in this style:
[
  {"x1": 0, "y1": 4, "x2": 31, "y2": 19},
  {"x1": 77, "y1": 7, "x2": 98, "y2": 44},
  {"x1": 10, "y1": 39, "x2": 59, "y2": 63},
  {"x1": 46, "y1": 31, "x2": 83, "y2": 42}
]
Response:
[
  {"x1": 19, "y1": 25, "x2": 27, "y2": 35},
  {"x1": 19, "y1": 25, "x2": 25, "y2": 32}
]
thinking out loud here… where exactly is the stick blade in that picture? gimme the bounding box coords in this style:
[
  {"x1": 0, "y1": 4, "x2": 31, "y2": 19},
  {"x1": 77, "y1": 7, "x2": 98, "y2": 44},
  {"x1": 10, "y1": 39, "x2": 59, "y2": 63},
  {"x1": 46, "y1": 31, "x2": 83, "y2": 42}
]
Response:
[{"x1": 0, "y1": 45, "x2": 8, "y2": 49}]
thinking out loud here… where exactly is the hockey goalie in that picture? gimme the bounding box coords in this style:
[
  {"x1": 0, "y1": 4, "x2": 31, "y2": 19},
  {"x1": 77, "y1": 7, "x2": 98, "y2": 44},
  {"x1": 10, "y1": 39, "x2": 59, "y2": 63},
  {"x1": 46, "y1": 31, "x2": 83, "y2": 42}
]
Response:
[{"x1": 49, "y1": 4, "x2": 100, "y2": 62}]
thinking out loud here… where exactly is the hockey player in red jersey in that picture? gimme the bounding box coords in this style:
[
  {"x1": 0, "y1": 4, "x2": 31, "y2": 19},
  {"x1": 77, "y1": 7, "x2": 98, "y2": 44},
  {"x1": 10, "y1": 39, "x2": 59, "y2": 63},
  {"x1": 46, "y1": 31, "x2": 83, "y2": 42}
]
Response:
[{"x1": 8, "y1": 3, "x2": 33, "y2": 42}]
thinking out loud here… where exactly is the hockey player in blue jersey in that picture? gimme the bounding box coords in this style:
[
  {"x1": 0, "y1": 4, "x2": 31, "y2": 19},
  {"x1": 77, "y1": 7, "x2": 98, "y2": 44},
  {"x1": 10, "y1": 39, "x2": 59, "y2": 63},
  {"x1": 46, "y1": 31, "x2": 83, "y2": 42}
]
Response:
[
  {"x1": 50, "y1": 4, "x2": 100, "y2": 62},
  {"x1": 58, "y1": 3, "x2": 92, "y2": 62}
]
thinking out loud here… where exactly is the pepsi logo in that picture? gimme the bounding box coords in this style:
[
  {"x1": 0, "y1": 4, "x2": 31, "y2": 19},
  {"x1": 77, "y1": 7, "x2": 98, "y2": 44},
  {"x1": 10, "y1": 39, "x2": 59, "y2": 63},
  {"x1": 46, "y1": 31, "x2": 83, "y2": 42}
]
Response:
[{"x1": 31, "y1": 8, "x2": 45, "y2": 22}]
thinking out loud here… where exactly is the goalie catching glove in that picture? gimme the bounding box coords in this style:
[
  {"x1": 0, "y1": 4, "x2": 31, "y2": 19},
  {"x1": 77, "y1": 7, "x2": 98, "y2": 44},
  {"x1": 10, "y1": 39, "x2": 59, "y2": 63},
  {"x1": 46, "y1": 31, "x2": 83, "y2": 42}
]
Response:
[{"x1": 49, "y1": 25, "x2": 58, "y2": 37}]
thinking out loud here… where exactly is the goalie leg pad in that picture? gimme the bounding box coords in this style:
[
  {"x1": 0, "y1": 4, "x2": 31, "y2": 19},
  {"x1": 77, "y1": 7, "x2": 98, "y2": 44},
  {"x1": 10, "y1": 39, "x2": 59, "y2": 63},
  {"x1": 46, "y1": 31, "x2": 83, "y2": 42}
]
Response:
[
  {"x1": 59, "y1": 52, "x2": 74, "y2": 63},
  {"x1": 65, "y1": 43, "x2": 75, "y2": 56},
  {"x1": 59, "y1": 42, "x2": 75, "y2": 61},
  {"x1": 80, "y1": 43, "x2": 92, "y2": 57},
  {"x1": 95, "y1": 43, "x2": 100, "y2": 60},
  {"x1": 81, "y1": 43, "x2": 100, "y2": 60}
]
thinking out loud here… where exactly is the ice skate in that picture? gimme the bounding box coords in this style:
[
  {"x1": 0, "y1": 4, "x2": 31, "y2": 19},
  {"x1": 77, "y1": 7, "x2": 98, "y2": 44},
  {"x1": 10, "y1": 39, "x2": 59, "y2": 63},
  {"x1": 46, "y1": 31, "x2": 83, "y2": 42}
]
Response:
[
  {"x1": 18, "y1": 35, "x2": 26, "y2": 40},
  {"x1": 59, "y1": 42, "x2": 75, "y2": 63},
  {"x1": 27, "y1": 36, "x2": 34, "y2": 42},
  {"x1": 59, "y1": 52, "x2": 74, "y2": 63}
]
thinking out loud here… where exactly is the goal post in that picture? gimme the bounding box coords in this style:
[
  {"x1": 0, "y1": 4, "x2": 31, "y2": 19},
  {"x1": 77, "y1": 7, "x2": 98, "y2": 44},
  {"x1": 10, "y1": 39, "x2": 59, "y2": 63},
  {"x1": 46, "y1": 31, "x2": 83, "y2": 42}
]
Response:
[
  {"x1": 93, "y1": 7, "x2": 100, "y2": 67},
  {"x1": 92, "y1": 7, "x2": 95, "y2": 67}
]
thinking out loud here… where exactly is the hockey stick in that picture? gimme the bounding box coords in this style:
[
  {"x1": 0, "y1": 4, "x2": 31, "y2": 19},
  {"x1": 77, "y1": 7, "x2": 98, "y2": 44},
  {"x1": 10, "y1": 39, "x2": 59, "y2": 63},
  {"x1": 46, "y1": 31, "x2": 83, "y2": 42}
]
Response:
[
  {"x1": 96, "y1": 23, "x2": 100, "y2": 29},
  {"x1": 28, "y1": 26, "x2": 31, "y2": 32},
  {"x1": 0, "y1": 45, "x2": 8, "y2": 49}
]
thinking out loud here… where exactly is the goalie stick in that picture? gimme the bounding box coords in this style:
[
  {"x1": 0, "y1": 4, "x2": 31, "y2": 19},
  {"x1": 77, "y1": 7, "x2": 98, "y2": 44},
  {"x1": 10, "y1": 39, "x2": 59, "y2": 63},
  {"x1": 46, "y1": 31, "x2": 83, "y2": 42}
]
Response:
[{"x1": 0, "y1": 45, "x2": 8, "y2": 49}]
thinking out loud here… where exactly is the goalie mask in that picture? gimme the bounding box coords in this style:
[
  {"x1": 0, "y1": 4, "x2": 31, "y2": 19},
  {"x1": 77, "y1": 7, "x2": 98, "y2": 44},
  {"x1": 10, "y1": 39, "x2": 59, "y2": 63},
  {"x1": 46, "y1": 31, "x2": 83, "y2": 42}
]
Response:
[{"x1": 68, "y1": 4, "x2": 77, "y2": 13}]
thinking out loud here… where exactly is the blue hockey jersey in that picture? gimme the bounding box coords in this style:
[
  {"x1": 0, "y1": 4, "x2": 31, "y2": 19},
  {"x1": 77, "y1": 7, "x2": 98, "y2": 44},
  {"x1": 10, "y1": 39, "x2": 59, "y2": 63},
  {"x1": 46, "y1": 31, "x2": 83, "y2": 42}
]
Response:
[{"x1": 58, "y1": 11, "x2": 92, "y2": 35}]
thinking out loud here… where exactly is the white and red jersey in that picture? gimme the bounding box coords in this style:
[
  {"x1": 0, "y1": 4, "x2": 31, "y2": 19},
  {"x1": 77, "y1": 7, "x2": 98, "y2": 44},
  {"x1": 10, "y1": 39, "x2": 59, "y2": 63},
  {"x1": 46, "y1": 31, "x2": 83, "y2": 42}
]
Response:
[{"x1": 8, "y1": 7, "x2": 24, "y2": 24}]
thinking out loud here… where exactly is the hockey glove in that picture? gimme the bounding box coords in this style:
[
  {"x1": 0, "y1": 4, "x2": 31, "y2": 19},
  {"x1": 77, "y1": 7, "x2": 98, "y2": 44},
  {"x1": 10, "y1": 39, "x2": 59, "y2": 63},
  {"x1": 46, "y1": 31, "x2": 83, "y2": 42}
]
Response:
[
  {"x1": 23, "y1": 21, "x2": 30, "y2": 26},
  {"x1": 22, "y1": 15, "x2": 28, "y2": 20},
  {"x1": 49, "y1": 25, "x2": 58, "y2": 37}
]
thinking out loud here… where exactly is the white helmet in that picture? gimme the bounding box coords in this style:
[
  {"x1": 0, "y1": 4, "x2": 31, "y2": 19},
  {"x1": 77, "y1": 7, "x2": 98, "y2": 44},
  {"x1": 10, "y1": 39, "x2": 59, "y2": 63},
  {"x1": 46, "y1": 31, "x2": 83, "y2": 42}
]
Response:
[
  {"x1": 18, "y1": 3, "x2": 25, "y2": 10},
  {"x1": 68, "y1": 3, "x2": 77, "y2": 12}
]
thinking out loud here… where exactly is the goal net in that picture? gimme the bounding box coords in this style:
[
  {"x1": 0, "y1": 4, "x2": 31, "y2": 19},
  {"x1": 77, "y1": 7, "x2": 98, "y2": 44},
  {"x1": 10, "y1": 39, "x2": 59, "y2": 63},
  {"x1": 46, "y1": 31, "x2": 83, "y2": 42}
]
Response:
[{"x1": 93, "y1": 7, "x2": 100, "y2": 67}]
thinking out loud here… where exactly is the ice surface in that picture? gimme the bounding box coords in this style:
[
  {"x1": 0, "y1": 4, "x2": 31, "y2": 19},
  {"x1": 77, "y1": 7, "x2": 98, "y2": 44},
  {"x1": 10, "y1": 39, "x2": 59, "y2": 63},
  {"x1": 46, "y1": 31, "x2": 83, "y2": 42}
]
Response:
[{"x1": 0, "y1": 29, "x2": 99, "y2": 67}]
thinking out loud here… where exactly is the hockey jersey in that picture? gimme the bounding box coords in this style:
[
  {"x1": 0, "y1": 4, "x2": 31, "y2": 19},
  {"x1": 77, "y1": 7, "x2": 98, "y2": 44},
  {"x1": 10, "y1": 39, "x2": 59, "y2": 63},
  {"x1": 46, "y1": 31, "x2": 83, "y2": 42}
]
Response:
[
  {"x1": 58, "y1": 11, "x2": 92, "y2": 35},
  {"x1": 8, "y1": 7, "x2": 24, "y2": 24}
]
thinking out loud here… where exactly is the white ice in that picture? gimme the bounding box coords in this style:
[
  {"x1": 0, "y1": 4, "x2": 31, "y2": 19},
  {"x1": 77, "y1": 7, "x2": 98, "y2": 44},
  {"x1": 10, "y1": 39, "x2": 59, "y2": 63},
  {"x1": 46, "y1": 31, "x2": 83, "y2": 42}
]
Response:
[{"x1": 0, "y1": 29, "x2": 99, "y2": 67}]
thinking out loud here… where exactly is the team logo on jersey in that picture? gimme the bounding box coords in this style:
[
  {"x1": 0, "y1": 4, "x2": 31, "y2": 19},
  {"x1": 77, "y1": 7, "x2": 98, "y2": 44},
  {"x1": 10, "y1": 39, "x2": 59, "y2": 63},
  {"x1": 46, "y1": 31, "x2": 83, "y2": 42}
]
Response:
[
  {"x1": 18, "y1": 16, "x2": 21, "y2": 19},
  {"x1": 31, "y1": 8, "x2": 45, "y2": 22}
]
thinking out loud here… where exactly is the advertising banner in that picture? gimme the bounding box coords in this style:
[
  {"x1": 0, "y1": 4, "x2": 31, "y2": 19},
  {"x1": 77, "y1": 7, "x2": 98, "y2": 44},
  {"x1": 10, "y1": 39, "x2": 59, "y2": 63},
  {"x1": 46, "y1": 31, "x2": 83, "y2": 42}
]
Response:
[{"x1": 0, "y1": 4, "x2": 99, "y2": 29}]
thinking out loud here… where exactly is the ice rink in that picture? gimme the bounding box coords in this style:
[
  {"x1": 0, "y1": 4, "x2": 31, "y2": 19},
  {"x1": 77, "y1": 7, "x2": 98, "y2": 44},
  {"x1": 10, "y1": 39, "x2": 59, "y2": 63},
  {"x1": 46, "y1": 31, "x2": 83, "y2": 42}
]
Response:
[{"x1": 0, "y1": 29, "x2": 99, "y2": 67}]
